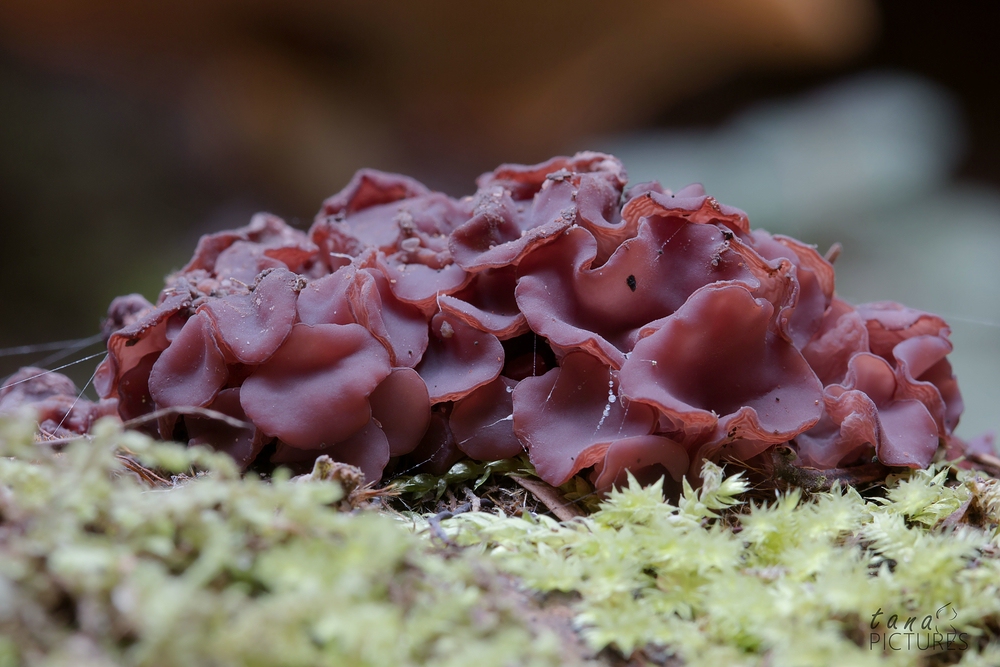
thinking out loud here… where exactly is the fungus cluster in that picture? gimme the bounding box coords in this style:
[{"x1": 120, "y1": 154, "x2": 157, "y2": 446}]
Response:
[
  {"x1": 0, "y1": 366, "x2": 115, "y2": 439},
  {"x1": 3, "y1": 153, "x2": 967, "y2": 490}
]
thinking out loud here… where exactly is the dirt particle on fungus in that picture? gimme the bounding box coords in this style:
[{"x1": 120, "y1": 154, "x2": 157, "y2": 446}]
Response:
[{"x1": 626, "y1": 275, "x2": 637, "y2": 292}]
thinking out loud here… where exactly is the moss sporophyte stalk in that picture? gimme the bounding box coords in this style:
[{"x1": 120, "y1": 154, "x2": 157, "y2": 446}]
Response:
[{"x1": 3, "y1": 412, "x2": 1000, "y2": 666}]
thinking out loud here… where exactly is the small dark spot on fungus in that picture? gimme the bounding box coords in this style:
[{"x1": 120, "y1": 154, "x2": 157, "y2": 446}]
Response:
[{"x1": 626, "y1": 275, "x2": 637, "y2": 292}]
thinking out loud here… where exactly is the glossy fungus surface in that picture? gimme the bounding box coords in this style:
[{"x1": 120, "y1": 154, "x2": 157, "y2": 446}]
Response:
[{"x1": 21, "y1": 151, "x2": 965, "y2": 489}]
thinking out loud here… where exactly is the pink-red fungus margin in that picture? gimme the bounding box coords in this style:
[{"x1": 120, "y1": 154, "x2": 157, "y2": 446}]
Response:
[{"x1": 7, "y1": 152, "x2": 970, "y2": 492}]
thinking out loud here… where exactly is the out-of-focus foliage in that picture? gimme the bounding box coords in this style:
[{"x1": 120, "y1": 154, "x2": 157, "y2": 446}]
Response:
[
  {"x1": 438, "y1": 461, "x2": 1000, "y2": 667},
  {"x1": 0, "y1": 413, "x2": 577, "y2": 667}
]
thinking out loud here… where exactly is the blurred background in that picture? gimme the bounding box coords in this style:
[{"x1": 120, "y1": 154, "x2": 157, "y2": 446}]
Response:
[{"x1": 1, "y1": 0, "x2": 998, "y2": 439}]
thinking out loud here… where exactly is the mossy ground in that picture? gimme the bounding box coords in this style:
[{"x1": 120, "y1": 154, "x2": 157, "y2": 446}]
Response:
[{"x1": 2, "y1": 413, "x2": 1000, "y2": 666}]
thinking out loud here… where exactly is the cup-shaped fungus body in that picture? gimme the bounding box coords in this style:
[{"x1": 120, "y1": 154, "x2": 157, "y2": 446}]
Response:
[{"x1": 62, "y1": 152, "x2": 965, "y2": 488}]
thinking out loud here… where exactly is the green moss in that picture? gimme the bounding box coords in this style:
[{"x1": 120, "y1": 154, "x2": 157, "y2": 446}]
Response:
[
  {"x1": 0, "y1": 413, "x2": 580, "y2": 667},
  {"x1": 6, "y1": 409, "x2": 1000, "y2": 666},
  {"x1": 439, "y1": 462, "x2": 1000, "y2": 666}
]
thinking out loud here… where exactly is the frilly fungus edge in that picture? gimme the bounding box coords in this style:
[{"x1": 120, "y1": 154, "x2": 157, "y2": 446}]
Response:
[{"x1": 0, "y1": 153, "x2": 972, "y2": 490}]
